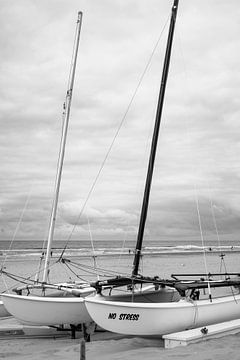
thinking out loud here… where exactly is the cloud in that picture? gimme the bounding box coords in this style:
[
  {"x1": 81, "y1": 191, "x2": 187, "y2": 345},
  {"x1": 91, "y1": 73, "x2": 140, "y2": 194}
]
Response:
[
  {"x1": 1, "y1": 1, "x2": 239, "y2": 243},
  {"x1": 58, "y1": 200, "x2": 138, "y2": 235}
]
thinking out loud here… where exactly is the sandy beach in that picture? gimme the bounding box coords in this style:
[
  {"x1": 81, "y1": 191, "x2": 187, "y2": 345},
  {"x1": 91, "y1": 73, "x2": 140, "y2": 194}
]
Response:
[{"x1": 1, "y1": 323, "x2": 240, "y2": 360}]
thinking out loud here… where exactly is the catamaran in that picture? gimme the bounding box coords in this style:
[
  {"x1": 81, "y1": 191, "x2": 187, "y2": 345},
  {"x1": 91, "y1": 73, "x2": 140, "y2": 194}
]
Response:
[
  {"x1": 1, "y1": 11, "x2": 95, "y2": 327},
  {"x1": 84, "y1": 0, "x2": 240, "y2": 336}
]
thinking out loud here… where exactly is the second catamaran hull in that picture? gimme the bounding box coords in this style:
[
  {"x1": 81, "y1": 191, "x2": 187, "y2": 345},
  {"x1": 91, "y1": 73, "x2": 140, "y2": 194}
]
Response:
[
  {"x1": 85, "y1": 294, "x2": 240, "y2": 335},
  {"x1": 2, "y1": 293, "x2": 93, "y2": 326},
  {"x1": 0, "y1": 299, "x2": 11, "y2": 318}
]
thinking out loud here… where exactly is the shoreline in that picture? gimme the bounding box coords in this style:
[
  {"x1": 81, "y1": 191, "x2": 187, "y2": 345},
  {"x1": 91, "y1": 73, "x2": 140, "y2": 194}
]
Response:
[{"x1": 1, "y1": 248, "x2": 240, "y2": 261}]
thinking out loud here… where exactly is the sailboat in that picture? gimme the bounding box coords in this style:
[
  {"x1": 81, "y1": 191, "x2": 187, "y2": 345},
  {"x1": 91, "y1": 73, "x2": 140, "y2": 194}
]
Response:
[
  {"x1": 1, "y1": 11, "x2": 95, "y2": 327},
  {"x1": 84, "y1": 0, "x2": 240, "y2": 336}
]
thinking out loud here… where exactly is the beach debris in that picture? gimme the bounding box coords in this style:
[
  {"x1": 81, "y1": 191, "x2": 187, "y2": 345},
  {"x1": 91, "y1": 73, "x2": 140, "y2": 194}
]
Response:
[
  {"x1": 201, "y1": 327, "x2": 208, "y2": 335},
  {"x1": 80, "y1": 339, "x2": 86, "y2": 360}
]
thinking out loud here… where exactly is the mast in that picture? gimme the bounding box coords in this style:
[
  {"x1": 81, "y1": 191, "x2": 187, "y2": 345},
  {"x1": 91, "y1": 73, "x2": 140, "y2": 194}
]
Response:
[
  {"x1": 132, "y1": 0, "x2": 179, "y2": 276},
  {"x1": 42, "y1": 12, "x2": 83, "y2": 283}
]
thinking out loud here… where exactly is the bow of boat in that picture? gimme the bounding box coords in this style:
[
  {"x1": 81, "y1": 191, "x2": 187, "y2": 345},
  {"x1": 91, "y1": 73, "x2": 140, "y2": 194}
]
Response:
[{"x1": 1, "y1": 293, "x2": 93, "y2": 325}]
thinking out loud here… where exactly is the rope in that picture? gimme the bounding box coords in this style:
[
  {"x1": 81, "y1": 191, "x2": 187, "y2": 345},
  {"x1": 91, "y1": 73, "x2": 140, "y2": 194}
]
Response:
[
  {"x1": 61, "y1": 261, "x2": 92, "y2": 282},
  {"x1": 0, "y1": 270, "x2": 38, "y2": 287},
  {"x1": 1, "y1": 257, "x2": 61, "y2": 293},
  {"x1": 61, "y1": 257, "x2": 131, "y2": 278}
]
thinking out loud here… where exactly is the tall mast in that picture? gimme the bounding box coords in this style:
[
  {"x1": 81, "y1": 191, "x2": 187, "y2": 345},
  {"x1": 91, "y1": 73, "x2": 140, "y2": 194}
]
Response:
[
  {"x1": 132, "y1": 0, "x2": 179, "y2": 276},
  {"x1": 42, "y1": 12, "x2": 83, "y2": 283}
]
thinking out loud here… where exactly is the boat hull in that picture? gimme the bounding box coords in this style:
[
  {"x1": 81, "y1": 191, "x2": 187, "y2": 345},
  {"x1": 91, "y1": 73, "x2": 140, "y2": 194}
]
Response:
[
  {"x1": 2, "y1": 293, "x2": 93, "y2": 326},
  {"x1": 0, "y1": 299, "x2": 11, "y2": 318},
  {"x1": 85, "y1": 294, "x2": 240, "y2": 335}
]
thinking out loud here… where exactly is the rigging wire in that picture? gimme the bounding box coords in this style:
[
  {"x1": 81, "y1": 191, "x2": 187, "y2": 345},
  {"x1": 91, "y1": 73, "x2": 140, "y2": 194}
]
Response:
[
  {"x1": 117, "y1": 230, "x2": 129, "y2": 267},
  {"x1": 1, "y1": 270, "x2": 41, "y2": 289},
  {"x1": 60, "y1": 14, "x2": 171, "y2": 253},
  {"x1": 133, "y1": 72, "x2": 167, "y2": 273},
  {"x1": 35, "y1": 73, "x2": 70, "y2": 279},
  {"x1": 1, "y1": 186, "x2": 33, "y2": 272},
  {"x1": 0, "y1": 187, "x2": 32, "y2": 292},
  {"x1": 87, "y1": 216, "x2": 99, "y2": 280},
  {"x1": 61, "y1": 261, "x2": 96, "y2": 281},
  {"x1": 194, "y1": 187, "x2": 212, "y2": 301},
  {"x1": 61, "y1": 257, "x2": 132, "y2": 278},
  {"x1": 39, "y1": 13, "x2": 83, "y2": 283},
  {"x1": 116, "y1": 77, "x2": 162, "y2": 272},
  {"x1": 174, "y1": 27, "x2": 223, "y2": 301},
  {"x1": 1, "y1": 256, "x2": 62, "y2": 293},
  {"x1": 206, "y1": 181, "x2": 228, "y2": 275},
  {"x1": 67, "y1": 15, "x2": 80, "y2": 95},
  {"x1": 2, "y1": 250, "x2": 132, "y2": 292}
]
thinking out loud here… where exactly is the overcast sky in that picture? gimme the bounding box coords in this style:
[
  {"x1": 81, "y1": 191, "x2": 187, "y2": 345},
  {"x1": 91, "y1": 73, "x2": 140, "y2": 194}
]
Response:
[{"x1": 0, "y1": 0, "x2": 240, "y2": 244}]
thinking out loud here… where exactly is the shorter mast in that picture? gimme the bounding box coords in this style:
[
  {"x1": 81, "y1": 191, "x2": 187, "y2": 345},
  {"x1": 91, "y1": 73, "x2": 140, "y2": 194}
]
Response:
[
  {"x1": 42, "y1": 12, "x2": 83, "y2": 283},
  {"x1": 132, "y1": 0, "x2": 179, "y2": 276}
]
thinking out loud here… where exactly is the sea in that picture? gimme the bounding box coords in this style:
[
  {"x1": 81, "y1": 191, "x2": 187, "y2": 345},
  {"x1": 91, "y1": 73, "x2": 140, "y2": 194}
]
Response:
[
  {"x1": 1, "y1": 238, "x2": 240, "y2": 256},
  {"x1": 1, "y1": 238, "x2": 240, "y2": 294}
]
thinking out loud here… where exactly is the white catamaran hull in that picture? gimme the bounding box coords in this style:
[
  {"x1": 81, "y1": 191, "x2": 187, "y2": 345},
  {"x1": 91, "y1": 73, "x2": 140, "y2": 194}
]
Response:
[
  {"x1": 85, "y1": 294, "x2": 240, "y2": 336},
  {"x1": 2, "y1": 294, "x2": 93, "y2": 326},
  {"x1": 0, "y1": 299, "x2": 11, "y2": 318}
]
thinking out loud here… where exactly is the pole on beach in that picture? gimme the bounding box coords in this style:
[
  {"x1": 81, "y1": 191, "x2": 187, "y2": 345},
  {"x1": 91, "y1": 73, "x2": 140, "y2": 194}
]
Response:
[{"x1": 80, "y1": 339, "x2": 86, "y2": 360}]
